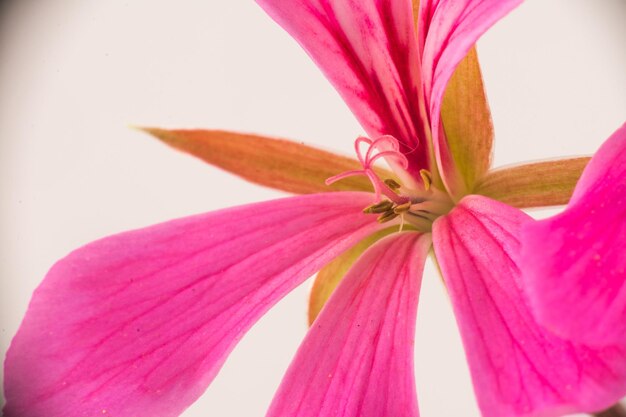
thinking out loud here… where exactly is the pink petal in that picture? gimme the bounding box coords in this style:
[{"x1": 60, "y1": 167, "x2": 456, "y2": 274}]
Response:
[
  {"x1": 521, "y1": 123, "x2": 626, "y2": 346},
  {"x1": 3, "y1": 192, "x2": 381, "y2": 417},
  {"x1": 432, "y1": 195, "x2": 626, "y2": 417},
  {"x1": 255, "y1": 0, "x2": 432, "y2": 181},
  {"x1": 267, "y1": 232, "x2": 431, "y2": 417},
  {"x1": 419, "y1": 0, "x2": 522, "y2": 194}
]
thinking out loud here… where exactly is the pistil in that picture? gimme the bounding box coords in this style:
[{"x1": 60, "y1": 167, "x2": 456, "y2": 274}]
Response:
[{"x1": 327, "y1": 135, "x2": 454, "y2": 233}]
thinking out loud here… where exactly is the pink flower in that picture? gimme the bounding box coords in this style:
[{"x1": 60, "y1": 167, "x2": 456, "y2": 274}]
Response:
[
  {"x1": 4, "y1": 1, "x2": 626, "y2": 417},
  {"x1": 521, "y1": 123, "x2": 626, "y2": 347}
]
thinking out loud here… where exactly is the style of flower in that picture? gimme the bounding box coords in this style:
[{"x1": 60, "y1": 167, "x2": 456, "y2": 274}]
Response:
[{"x1": 3, "y1": 1, "x2": 625, "y2": 417}]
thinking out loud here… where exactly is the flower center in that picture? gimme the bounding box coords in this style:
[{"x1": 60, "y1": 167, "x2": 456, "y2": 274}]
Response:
[{"x1": 326, "y1": 135, "x2": 453, "y2": 233}]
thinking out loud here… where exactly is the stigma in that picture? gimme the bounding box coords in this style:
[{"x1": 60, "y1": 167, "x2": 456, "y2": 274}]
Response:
[{"x1": 326, "y1": 135, "x2": 453, "y2": 232}]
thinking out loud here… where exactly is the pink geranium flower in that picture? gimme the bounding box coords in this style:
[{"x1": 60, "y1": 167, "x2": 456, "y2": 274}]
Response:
[{"x1": 4, "y1": 1, "x2": 625, "y2": 417}]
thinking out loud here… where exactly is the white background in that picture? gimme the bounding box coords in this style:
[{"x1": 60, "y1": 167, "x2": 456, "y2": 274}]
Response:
[{"x1": 0, "y1": 1, "x2": 624, "y2": 415}]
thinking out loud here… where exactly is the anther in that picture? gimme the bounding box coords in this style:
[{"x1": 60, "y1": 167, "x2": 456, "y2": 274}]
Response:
[
  {"x1": 383, "y1": 178, "x2": 401, "y2": 190},
  {"x1": 393, "y1": 201, "x2": 412, "y2": 214},
  {"x1": 363, "y1": 200, "x2": 394, "y2": 214},
  {"x1": 419, "y1": 169, "x2": 432, "y2": 191},
  {"x1": 377, "y1": 210, "x2": 399, "y2": 223}
]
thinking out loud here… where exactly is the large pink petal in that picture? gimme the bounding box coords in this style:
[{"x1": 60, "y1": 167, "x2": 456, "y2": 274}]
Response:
[
  {"x1": 255, "y1": 0, "x2": 432, "y2": 181},
  {"x1": 419, "y1": 0, "x2": 522, "y2": 194},
  {"x1": 4, "y1": 192, "x2": 382, "y2": 417},
  {"x1": 432, "y1": 195, "x2": 626, "y2": 417},
  {"x1": 521, "y1": 123, "x2": 626, "y2": 346},
  {"x1": 266, "y1": 232, "x2": 431, "y2": 417}
]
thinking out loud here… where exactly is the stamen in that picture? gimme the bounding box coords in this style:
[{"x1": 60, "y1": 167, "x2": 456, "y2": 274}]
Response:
[
  {"x1": 419, "y1": 169, "x2": 432, "y2": 191},
  {"x1": 377, "y1": 210, "x2": 399, "y2": 223},
  {"x1": 384, "y1": 178, "x2": 401, "y2": 190},
  {"x1": 393, "y1": 201, "x2": 412, "y2": 214},
  {"x1": 363, "y1": 200, "x2": 394, "y2": 214}
]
